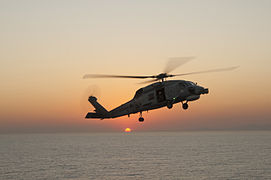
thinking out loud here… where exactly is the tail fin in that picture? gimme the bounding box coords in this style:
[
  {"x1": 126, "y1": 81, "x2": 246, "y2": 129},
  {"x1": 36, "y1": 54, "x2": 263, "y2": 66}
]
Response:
[{"x1": 85, "y1": 96, "x2": 109, "y2": 119}]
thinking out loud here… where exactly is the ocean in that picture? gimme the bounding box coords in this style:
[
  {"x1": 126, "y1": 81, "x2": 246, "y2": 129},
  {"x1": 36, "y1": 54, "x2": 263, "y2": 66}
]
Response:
[{"x1": 0, "y1": 131, "x2": 270, "y2": 180}]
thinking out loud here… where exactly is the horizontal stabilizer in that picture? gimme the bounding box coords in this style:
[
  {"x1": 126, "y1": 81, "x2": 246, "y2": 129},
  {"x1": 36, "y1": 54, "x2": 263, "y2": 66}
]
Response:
[{"x1": 85, "y1": 112, "x2": 105, "y2": 119}]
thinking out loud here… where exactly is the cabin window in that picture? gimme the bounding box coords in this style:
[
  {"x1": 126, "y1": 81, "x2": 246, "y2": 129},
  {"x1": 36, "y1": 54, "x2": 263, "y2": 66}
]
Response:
[{"x1": 156, "y1": 88, "x2": 166, "y2": 102}]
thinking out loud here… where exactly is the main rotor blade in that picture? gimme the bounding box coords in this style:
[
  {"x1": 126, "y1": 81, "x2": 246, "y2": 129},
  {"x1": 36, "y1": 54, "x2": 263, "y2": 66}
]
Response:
[
  {"x1": 164, "y1": 57, "x2": 194, "y2": 73},
  {"x1": 138, "y1": 79, "x2": 158, "y2": 84},
  {"x1": 83, "y1": 74, "x2": 154, "y2": 79},
  {"x1": 172, "y1": 66, "x2": 239, "y2": 77}
]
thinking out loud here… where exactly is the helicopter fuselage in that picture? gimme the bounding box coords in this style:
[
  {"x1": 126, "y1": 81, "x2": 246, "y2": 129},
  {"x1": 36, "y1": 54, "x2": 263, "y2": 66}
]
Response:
[{"x1": 85, "y1": 80, "x2": 209, "y2": 121}]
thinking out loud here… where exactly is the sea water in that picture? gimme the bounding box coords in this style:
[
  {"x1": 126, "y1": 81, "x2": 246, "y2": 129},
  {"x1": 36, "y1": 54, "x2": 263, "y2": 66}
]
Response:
[{"x1": 0, "y1": 131, "x2": 270, "y2": 180}]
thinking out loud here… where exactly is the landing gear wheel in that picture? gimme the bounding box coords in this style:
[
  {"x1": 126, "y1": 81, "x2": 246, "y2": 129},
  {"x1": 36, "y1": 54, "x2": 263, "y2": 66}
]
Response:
[
  {"x1": 139, "y1": 117, "x2": 144, "y2": 122},
  {"x1": 182, "y1": 103, "x2": 188, "y2": 110},
  {"x1": 167, "y1": 104, "x2": 173, "y2": 109}
]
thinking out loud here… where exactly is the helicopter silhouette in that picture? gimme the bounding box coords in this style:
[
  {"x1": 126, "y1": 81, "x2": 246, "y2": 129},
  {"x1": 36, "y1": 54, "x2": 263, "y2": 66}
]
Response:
[{"x1": 83, "y1": 57, "x2": 238, "y2": 122}]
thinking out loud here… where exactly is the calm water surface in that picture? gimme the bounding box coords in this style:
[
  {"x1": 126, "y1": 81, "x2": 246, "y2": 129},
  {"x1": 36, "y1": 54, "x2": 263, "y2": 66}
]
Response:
[{"x1": 0, "y1": 131, "x2": 270, "y2": 180}]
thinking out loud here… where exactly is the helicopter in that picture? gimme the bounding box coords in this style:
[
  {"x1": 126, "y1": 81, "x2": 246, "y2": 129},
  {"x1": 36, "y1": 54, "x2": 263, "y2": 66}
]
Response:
[{"x1": 83, "y1": 58, "x2": 238, "y2": 122}]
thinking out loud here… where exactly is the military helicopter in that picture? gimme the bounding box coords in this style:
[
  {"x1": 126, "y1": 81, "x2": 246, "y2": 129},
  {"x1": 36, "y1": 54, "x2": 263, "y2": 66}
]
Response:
[{"x1": 83, "y1": 58, "x2": 238, "y2": 122}]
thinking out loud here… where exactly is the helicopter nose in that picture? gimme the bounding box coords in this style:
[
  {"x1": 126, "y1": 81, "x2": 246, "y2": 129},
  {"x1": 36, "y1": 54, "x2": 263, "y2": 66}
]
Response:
[
  {"x1": 194, "y1": 86, "x2": 209, "y2": 95},
  {"x1": 202, "y1": 88, "x2": 209, "y2": 94}
]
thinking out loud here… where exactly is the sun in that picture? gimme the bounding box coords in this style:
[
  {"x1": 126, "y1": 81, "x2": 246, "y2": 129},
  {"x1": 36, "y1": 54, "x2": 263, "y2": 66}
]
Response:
[{"x1": 124, "y1": 128, "x2": 131, "y2": 132}]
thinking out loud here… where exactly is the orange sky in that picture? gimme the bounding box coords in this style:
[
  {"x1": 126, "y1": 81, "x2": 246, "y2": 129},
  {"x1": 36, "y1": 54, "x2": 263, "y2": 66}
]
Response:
[{"x1": 0, "y1": 0, "x2": 271, "y2": 133}]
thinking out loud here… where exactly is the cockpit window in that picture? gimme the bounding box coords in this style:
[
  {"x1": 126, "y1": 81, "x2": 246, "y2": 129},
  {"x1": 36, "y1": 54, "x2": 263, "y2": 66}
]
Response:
[
  {"x1": 134, "y1": 88, "x2": 143, "y2": 99},
  {"x1": 186, "y1": 82, "x2": 196, "y2": 86}
]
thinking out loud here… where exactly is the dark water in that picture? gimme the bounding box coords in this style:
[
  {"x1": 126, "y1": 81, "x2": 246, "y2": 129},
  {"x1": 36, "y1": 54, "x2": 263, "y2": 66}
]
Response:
[{"x1": 0, "y1": 131, "x2": 270, "y2": 180}]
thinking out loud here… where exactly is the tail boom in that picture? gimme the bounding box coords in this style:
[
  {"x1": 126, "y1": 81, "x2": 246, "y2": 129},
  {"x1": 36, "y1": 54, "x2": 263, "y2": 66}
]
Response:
[{"x1": 85, "y1": 112, "x2": 108, "y2": 119}]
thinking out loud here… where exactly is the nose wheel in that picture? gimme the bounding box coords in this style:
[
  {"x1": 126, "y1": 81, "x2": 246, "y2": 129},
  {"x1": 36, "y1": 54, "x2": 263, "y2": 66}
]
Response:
[
  {"x1": 182, "y1": 102, "x2": 189, "y2": 110},
  {"x1": 138, "y1": 111, "x2": 144, "y2": 122}
]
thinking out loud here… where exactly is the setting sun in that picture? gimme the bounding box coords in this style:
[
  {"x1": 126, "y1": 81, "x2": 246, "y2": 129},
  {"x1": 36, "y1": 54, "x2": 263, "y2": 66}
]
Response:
[{"x1": 124, "y1": 128, "x2": 131, "y2": 132}]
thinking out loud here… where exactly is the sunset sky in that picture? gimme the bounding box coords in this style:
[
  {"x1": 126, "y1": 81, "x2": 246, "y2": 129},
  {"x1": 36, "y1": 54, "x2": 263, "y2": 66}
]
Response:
[{"x1": 1, "y1": 0, "x2": 271, "y2": 133}]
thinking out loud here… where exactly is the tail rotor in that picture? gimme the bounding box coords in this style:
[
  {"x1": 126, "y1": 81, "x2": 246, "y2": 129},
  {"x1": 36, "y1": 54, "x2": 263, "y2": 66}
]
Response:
[{"x1": 80, "y1": 85, "x2": 101, "y2": 113}]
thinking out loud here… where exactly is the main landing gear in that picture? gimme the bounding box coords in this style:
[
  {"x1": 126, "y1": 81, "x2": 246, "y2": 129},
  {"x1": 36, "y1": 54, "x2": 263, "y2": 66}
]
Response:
[
  {"x1": 182, "y1": 102, "x2": 189, "y2": 110},
  {"x1": 139, "y1": 117, "x2": 144, "y2": 122},
  {"x1": 167, "y1": 103, "x2": 173, "y2": 109},
  {"x1": 138, "y1": 111, "x2": 144, "y2": 122}
]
